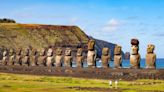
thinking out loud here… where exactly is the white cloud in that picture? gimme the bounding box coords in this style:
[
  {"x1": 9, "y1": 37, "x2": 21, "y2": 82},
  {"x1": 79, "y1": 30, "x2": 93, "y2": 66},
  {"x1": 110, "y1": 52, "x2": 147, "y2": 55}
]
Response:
[{"x1": 102, "y1": 18, "x2": 120, "y2": 32}]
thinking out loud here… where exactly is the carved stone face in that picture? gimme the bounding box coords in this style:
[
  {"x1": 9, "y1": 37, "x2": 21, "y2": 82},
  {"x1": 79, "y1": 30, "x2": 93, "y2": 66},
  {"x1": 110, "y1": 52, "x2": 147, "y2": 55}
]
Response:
[
  {"x1": 131, "y1": 45, "x2": 139, "y2": 55},
  {"x1": 56, "y1": 47, "x2": 62, "y2": 55},
  {"x1": 102, "y1": 47, "x2": 109, "y2": 55},
  {"x1": 77, "y1": 48, "x2": 83, "y2": 56},
  {"x1": 40, "y1": 48, "x2": 46, "y2": 56},
  {"x1": 32, "y1": 49, "x2": 37, "y2": 55},
  {"x1": 24, "y1": 49, "x2": 30, "y2": 56},
  {"x1": 65, "y1": 48, "x2": 71, "y2": 56},
  {"x1": 3, "y1": 50, "x2": 7, "y2": 56},
  {"x1": 147, "y1": 44, "x2": 155, "y2": 53},
  {"x1": 114, "y1": 45, "x2": 122, "y2": 55},
  {"x1": 9, "y1": 48, "x2": 14, "y2": 56},
  {"x1": 88, "y1": 40, "x2": 95, "y2": 50},
  {"x1": 47, "y1": 48, "x2": 53, "y2": 56},
  {"x1": 16, "y1": 48, "x2": 22, "y2": 55}
]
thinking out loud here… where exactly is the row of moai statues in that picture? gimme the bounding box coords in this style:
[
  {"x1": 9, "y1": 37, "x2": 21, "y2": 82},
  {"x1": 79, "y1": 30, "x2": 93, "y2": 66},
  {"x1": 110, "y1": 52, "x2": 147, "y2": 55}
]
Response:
[{"x1": 0, "y1": 38, "x2": 156, "y2": 69}]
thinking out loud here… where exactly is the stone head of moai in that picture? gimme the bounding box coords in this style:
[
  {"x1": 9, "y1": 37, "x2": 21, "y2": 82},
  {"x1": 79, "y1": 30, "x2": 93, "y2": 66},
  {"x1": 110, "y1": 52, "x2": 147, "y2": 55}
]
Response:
[
  {"x1": 16, "y1": 48, "x2": 22, "y2": 55},
  {"x1": 47, "y1": 48, "x2": 53, "y2": 57},
  {"x1": 114, "y1": 45, "x2": 122, "y2": 55},
  {"x1": 65, "y1": 48, "x2": 72, "y2": 56},
  {"x1": 3, "y1": 49, "x2": 8, "y2": 56},
  {"x1": 101, "y1": 47, "x2": 110, "y2": 68},
  {"x1": 56, "y1": 47, "x2": 62, "y2": 55},
  {"x1": 8, "y1": 48, "x2": 16, "y2": 65},
  {"x1": 77, "y1": 48, "x2": 83, "y2": 56},
  {"x1": 147, "y1": 44, "x2": 155, "y2": 54},
  {"x1": 31, "y1": 49, "x2": 37, "y2": 56},
  {"x1": 88, "y1": 40, "x2": 95, "y2": 51},
  {"x1": 9, "y1": 48, "x2": 15, "y2": 56},
  {"x1": 23, "y1": 48, "x2": 30, "y2": 56},
  {"x1": 22, "y1": 48, "x2": 30, "y2": 66},
  {"x1": 130, "y1": 38, "x2": 141, "y2": 69},
  {"x1": 114, "y1": 45, "x2": 122, "y2": 68},
  {"x1": 40, "y1": 48, "x2": 46, "y2": 56},
  {"x1": 146, "y1": 44, "x2": 156, "y2": 69}
]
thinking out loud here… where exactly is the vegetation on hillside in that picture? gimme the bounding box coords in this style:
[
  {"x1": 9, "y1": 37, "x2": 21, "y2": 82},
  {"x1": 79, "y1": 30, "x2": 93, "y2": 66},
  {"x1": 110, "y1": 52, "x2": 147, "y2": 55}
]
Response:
[{"x1": 0, "y1": 18, "x2": 16, "y2": 23}]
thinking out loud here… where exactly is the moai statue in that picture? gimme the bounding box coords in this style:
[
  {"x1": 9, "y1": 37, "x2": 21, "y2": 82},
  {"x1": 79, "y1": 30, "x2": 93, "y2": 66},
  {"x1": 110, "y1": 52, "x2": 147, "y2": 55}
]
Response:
[
  {"x1": 114, "y1": 45, "x2": 122, "y2": 68},
  {"x1": 146, "y1": 44, "x2": 156, "y2": 69},
  {"x1": 46, "y1": 48, "x2": 54, "y2": 67},
  {"x1": 22, "y1": 48, "x2": 30, "y2": 66},
  {"x1": 2, "y1": 49, "x2": 8, "y2": 65},
  {"x1": 64, "y1": 48, "x2": 72, "y2": 68},
  {"x1": 30, "y1": 49, "x2": 38, "y2": 66},
  {"x1": 87, "y1": 40, "x2": 97, "y2": 68},
  {"x1": 8, "y1": 48, "x2": 16, "y2": 65},
  {"x1": 101, "y1": 47, "x2": 110, "y2": 68},
  {"x1": 15, "y1": 48, "x2": 22, "y2": 65},
  {"x1": 37, "y1": 48, "x2": 47, "y2": 66},
  {"x1": 76, "y1": 48, "x2": 84, "y2": 68},
  {"x1": 130, "y1": 39, "x2": 141, "y2": 69},
  {"x1": 55, "y1": 47, "x2": 63, "y2": 67}
]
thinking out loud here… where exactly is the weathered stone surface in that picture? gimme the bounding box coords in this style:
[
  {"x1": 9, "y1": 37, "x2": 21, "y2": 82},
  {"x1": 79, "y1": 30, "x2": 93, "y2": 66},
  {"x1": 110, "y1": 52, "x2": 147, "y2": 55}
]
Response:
[
  {"x1": 15, "y1": 48, "x2": 22, "y2": 65},
  {"x1": 130, "y1": 39, "x2": 140, "y2": 69},
  {"x1": 55, "y1": 47, "x2": 63, "y2": 67},
  {"x1": 101, "y1": 47, "x2": 110, "y2": 68},
  {"x1": 22, "y1": 48, "x2": 30, "y2": 66},
  {"x1": 30, "y1": 49, "x2": 38, "y2": 66},
  {"x1": 76, "y1": 48, "x2": 84, "y2": 67},
  {"x1": 2, "y1": 50, "x2": 8, "y2": 65},
  {"x1": 114, "y1": 45, "x2": 122, "y2": 68},
  {"x1": 8, "y1": 48, "x2": 16, "y2": 65},
  {"x1": 46, "y1": 48, "x2": 54, "y2": 67},
  {"x1": 64, "y1": 48, "x2": 72, "y2": 67},
  {"x1": 37, "y1": 48, "x2": 46, "y2": 66},
  {"x1": 87, "y1": 40, "x2": 97, "y2": 68},
  {"x1": 146, "y1": 44, "x2": 156, "y2": 69}
]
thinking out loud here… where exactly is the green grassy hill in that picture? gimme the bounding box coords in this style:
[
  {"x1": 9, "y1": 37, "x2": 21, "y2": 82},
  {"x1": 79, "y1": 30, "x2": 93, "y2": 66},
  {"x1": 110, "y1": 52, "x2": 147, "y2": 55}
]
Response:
[{"x1": 0, "y1": 23, "x2": 89, "y2": 50}]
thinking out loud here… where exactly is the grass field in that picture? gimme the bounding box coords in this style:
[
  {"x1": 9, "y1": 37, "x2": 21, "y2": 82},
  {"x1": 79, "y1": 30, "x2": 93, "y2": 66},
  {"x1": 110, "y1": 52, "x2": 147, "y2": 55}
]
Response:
[{"x1": 0, "y1": 73, "x2": 163, "y2": 92}]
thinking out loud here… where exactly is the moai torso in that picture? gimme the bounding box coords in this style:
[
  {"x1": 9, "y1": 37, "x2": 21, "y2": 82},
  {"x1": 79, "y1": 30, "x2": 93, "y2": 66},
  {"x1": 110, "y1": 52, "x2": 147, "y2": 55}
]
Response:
[
  {"x1": 114, "y1": 45, "x2": 122, "y2": 68},
  {"x1": 101, "y1": 47, "x2": 110, "y2": 68},
  {"x1": 130, "y1": 39, "x2": 140, "y2": 69},
  {"x1": 22, "y1": 49, "x2": 30, "y2": 66},
  {"x1": 15, "y1": 48, "x2": 22, "y2": 65},
  {"x1": 87, "y1": 40, "x2": 97, "y2": 68},
  {"x1": 30, "y1": 49, "x2": 38, "y2": 66},
  {"x1": 55, "y1": 47, "x2": 63, "y2": 67},
  {"x1": 8, "y1": 49, "x2": 16, "y2": 65},
  {"x1": 64, "y1": 48, "x2": 72, "y2": 68},
  {"x1": 37, "y1": 48, "x2": 47, "y2": 66},
  {"x1": 46, "y1": 48, "x2": 54, "y2": 67},
  {"x1": 146, "y1": 44, "x2": 156, "y2": 69},
  {"x1": 76, "y1": 48, "x2": 84, "y2": 68},
  {"x1": 2, "y1": 50, "x2": 9, "y2": 65}
]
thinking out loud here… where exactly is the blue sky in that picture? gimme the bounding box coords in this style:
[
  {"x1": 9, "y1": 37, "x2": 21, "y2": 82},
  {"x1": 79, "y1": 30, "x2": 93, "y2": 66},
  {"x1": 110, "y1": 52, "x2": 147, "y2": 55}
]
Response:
[{"x1": 0, "y1": 0, "x2": 164, "y2": 58}]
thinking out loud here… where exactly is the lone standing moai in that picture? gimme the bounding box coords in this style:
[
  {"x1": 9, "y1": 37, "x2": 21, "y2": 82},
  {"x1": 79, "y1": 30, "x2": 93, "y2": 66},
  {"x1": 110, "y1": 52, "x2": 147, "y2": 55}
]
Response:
[
  {"x1": 55, "y1": 47, "x2": 63, "y2": 67},
  {"x1": 130, "y1": 39, "x2": 141, "y2": 69},
  {"x1": 76, "y1": 47, "x2": 84, "y2": 68},
  {"x1": 101, "y1": 47, "x2": 110, "y2": 68},
  {"x1": 8, "y1": 48, "x2": 16, "y2": 65},
  {"x1": 87, "y1": 40, "x2": 97, "y2": 68},
  {"x1": 37, "y1": 48, "x2": 47, "y2": 66},
  {"x1": 46, "y1": 48, "x2": 54, "y2": 67},
  {"x1": 146, "y1": 44, "x2": 156, "y2": 69},
  {"x1": 22, "y1": 48, "x2": 30, "y2": 66},
  {"x1": 64, "y1": 48, "x2": 72, "y2": 68},
  {"x1": 114, "y1": 45, "x2": 122, "y2": 68}
]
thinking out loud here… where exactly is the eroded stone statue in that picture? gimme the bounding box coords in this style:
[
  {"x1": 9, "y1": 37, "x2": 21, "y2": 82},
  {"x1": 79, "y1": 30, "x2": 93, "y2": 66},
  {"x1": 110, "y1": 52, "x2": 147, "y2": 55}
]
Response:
[
  {"x1": 46, "y1": 48, "x2": 54, "y2": 67},
  {"x1": 37, "y1": 48, "x2": 47, "y2": 66},
  {"x1": 15, "y1": 48, "x2": 22, "y2": 65},
  {"x1": 114, "y1": 45, "x2": 122, "y2": 68},
  {"x1": 64, "y1": 48, "x2": 72, "y2": 67},
  {"x1": 8, "y1": 48, "x2": 16, "y2": 65},
  {"x1": 22, "y1": 48, "x2": 30, "y2": 66},
  {"x1": 30, "y1": 49, "x2": 38, "y2": 66},
  {"x1": 130, "y1": 39, "x2": 141, "y2": 69},
  {"x1": 76, "y1": 48, "x2": 84, "y2": 68},
  {"x1": 101, "y1": 47, "x2": 110, "y2": 68},
  {"x1": 87, "y1": 40, "x2": 97, "y2": 68},
  {"x1": 146, "y1": 44, "x2": 156, "y2": 69},
  {"x1": 55, "y1": 47, "x2": 63, "y2": 67},
  {"x1": 2, "y1": 50, "x2": 8, "y2": 65}
]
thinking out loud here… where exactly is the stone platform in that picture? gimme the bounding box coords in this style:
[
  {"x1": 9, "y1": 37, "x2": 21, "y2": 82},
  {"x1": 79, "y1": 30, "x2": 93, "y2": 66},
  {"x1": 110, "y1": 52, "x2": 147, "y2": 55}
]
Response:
[{"x1": 0, "y1": 65, "x2": 163, "y2": 81}]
